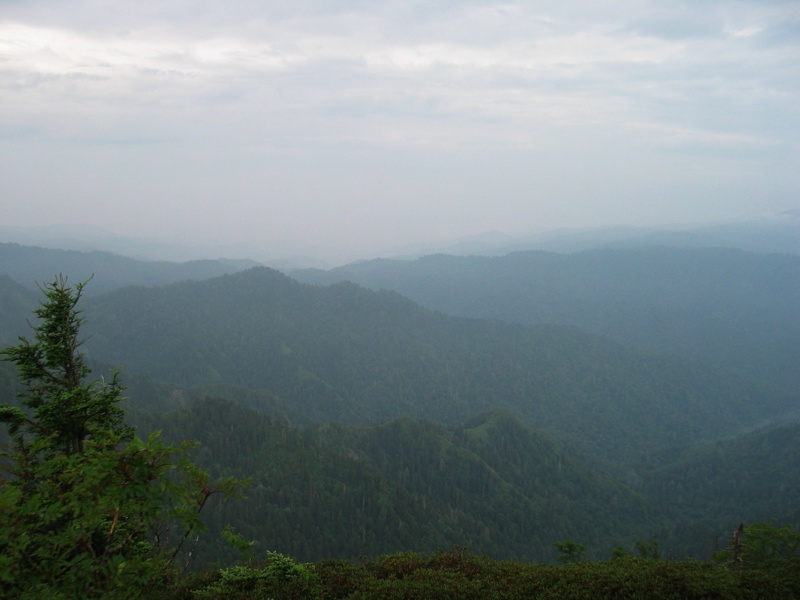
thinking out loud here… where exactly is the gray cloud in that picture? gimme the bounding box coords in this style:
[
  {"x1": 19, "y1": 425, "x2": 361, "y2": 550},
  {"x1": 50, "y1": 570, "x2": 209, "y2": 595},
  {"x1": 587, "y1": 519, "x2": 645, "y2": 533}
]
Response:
[{"x1": 0, "y1": 0, "x2": 797, "y2": 262}]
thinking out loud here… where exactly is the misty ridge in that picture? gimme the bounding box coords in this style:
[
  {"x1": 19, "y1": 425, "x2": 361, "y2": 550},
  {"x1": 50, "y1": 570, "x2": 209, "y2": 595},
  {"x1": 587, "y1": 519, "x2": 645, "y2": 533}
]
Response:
[
  {"x1": 1, "y1": 217, "x2": 799, "y2": 579},
  {"x1": 4, "y1": 0, "x2": 799, "y2": 593}
]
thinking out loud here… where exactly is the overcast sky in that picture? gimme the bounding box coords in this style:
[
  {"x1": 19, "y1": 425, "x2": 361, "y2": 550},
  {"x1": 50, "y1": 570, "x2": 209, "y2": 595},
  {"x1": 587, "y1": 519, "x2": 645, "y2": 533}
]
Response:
[{"x1": 1, "y1": 1, "x2": 798, "y2": 262}]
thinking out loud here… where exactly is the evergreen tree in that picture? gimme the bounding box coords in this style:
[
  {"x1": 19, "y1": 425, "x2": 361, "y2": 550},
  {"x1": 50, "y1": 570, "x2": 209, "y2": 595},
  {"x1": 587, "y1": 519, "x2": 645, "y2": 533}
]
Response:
[
  {"x1": 0, "y1": 275, "x2": 131, "y2": 455},
  {"x1": 0, "y1": 276, "x2": 242, "y2": 598}
]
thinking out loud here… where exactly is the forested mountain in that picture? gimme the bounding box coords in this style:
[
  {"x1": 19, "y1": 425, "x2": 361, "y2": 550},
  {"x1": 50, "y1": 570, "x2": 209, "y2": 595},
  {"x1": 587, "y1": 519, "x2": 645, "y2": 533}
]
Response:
[
  {"x1": 292, "y1": 247, "x2": 800, "y2": 398},
  {"x1": 47, "y1": 266, "x2": 784, "y2": 467},
  {"x1": 0, "y1": 242, "x2": 258, "y2": 295},
  {"x1": 644, "y1": 423, "x2": 800, "y2": 518},
  {"x1": 139, "y1": 398, "x2": 656, "y2": 564},
  {"x1": 134, "y1": 398, "x2": 800, "y2": 565},
  {"x1": 2, "y1": 256, "x2": 797, "y2": 569},
  {"x1": 640, "y1": 423, "x2": 800, "y2": 552},
  {"x1": 0, "y1": 276, "x2": 38, "y2": 346}
]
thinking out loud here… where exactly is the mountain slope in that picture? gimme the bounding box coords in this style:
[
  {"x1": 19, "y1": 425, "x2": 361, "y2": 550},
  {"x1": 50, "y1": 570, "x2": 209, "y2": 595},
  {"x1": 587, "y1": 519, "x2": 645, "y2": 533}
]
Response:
[
  {"x1": 293, "y1": 247, "x2": 800, "y2": 398},
  {"x1": 0, "y1": 275, "x2": 38, "y2": 346},
  {"x1": 638, "y1": 423, "x2": 800, "y2": 558},
  {"x1": 642, "y1": 423, "x2": 800, "y2": 524},
  {"x1": 151, "y1": 398, "x2": 656, "y2": 564},
  {"x1": 0, "y1": 242, "x2": 257, "y2": 294},
  {"x1": 70, "y1": 267, "x2": 787, "y2": 465}
]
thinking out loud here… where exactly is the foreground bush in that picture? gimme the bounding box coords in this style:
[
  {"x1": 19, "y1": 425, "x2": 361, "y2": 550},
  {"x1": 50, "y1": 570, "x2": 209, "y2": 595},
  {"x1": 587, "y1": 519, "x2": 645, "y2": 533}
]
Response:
[{"x1": 174, "y1": 548, "x2": 800, "y2": 599}]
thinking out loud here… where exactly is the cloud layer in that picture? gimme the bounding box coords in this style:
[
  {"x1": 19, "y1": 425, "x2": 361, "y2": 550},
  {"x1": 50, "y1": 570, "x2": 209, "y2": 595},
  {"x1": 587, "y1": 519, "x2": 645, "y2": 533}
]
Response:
[{"x1": 1, "y1": 1, "x2": 798, "y2": 261}]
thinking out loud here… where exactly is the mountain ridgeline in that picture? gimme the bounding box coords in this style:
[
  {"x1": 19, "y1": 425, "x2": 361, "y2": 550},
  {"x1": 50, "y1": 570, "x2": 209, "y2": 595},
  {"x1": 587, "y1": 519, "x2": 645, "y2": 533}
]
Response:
[
  {"x1": 0, "y1": 242, "x2": 257, "y2": 295},
  {"x1": 293, "y1": 246, "x2": 800, "y2": 398},
  {"x1": 1, "y1": 242, "x2": 798, "y2": 567},
  {"x1": 68, "y1": 266, "x2": 790, "y2": 467}
]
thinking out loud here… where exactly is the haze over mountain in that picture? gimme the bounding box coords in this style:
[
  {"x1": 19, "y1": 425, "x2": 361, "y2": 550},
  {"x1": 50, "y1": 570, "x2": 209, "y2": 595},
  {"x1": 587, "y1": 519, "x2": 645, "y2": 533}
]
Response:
[
  {"x1": 2, "y1": 211, "x2": 800, "y2": 269},
  {"x1": 2, "y1": 243, "x2": 796, "y2": 464},
  {"x1": 0, "y1": 225, "x2": 330, "y2": 269},
  {"x1": 3, "y1": 266, "x2": 781, "y2": 466},
  {"x1": 0, "y1": 242, "x2": 258, "y2": 295},
  {"x1": 2, "y1": 0, "x2": 799, "y2": 581},
  {"x1": 2, "y1": 2, "x2": 798, "y2": 264},
  {"x1": 1, "y1": 239, "x2": 798, "y2": 565},
  {"x1": 294, "y1": 246, "x2": 800, "y2": 401},
  {"x1": 388, "y1": 212, "x2": 800, "y2": 259}
]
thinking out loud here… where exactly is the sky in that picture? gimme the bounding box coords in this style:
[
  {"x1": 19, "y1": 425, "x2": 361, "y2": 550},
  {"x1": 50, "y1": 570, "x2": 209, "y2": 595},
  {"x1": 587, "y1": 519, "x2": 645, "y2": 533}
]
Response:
[{"x1": 1, "y1": 0, "x2": 798, "y2": 263}]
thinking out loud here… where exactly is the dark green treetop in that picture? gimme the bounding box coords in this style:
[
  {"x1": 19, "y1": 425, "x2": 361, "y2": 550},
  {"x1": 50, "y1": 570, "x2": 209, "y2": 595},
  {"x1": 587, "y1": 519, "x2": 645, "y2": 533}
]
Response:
[
  {"x1": 0, "y1": 276, "x2": 243, "y2": 598},
  {"x1": 0, "y1": 275, "x2": 131, "y2": 455}
]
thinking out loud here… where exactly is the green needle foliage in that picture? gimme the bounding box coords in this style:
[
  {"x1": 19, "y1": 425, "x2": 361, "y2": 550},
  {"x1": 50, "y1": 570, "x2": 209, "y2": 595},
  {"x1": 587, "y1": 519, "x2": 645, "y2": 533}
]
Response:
[
  {"x1": 0, "y1": 275, "x2": 131, "y2": 456},
  {"x1": 0, "y1": 276, "x2": 243, "y2": 599}
]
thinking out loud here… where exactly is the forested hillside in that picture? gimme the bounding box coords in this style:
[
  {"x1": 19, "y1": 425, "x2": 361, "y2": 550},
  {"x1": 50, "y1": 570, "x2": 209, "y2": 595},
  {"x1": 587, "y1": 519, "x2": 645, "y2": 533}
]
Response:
[
  {"x1": 140, "y1": 398, "x2": 656, "y2": 564},
  {"x1": 61, "y1": 266, "x2": 790, "y2": 467},
  {"x1": 1, "y1": 248, "x2": 798, "y2": 575},
  {"x1": 639, "y1": 423, "x2": 800, "y2": 554},
  {"x1": 645, "y1": 424, "x2": 800, "y2": 517},
  {"x1": 126, "y1": 397, "x2": 800, "y2": 565},
  {"x1": 0, "y1": 276, "x2": 37, "y2": 346},
  {"x1": 293, "y1": 247, "x2": 800, "y2": 398}
]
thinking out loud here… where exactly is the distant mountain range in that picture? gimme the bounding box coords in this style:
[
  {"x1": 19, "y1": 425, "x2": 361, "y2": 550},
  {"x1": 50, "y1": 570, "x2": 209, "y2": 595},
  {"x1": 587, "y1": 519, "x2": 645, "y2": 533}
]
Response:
[
  {"x1": 2, "y1": 245, "x2": 796, "y2": 465},
  {"x1": 0, "y1": 265, "x2": 782, "y2": 469},
  {"x1": 1, "y1": 236, "x2": 798, "y2": 563},
  {"x1": 293, "y1": 246, "x2": 800, "y2": 401},
  {"x1": 3, "y1": 211, "x2": 799, "y2": 269},
  {"x1": 390, "y1": 212, "x2": 800, "y2": 258},
  {"x1": 0, "y1": 242, "x2": 259, "y2": 295}
]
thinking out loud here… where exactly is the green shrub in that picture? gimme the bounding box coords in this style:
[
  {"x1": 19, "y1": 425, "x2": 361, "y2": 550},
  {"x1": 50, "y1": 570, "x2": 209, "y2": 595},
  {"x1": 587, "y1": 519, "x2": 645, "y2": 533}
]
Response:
[{"x1": 190, "y1": 551, "x2": 319, "y2": 599}]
